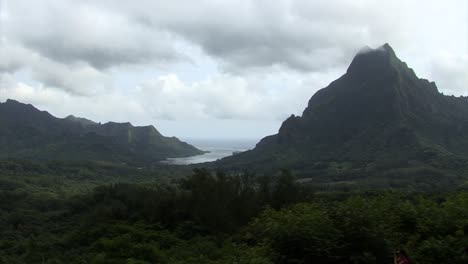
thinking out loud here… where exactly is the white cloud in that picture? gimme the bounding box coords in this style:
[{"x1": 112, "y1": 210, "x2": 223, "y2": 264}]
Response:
[
  {"x1": 0, "y1": 72, "x2": 144, "y2": 122},
  {"x1": 430, "y1": 53, "x2": 468, "y2": 96},
  {"x1": 137, "y1": 70, "x2": 342, "y2": 122},
  {"x1": 1, "y1": 68, "x2": 339, "y2": 123},
  {"x1": 0, "y1": 41, "x2": 110, "y2": 95}
]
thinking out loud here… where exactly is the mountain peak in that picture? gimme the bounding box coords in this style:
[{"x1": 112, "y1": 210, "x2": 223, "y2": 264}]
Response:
[
  {"x1": 1, "y1": 98, "x2": 54, "y2": 119},
  {"x1": 220, "y1": 44, "x2": 468, "y2": 177},
  {"x1": 65, "y1": 115, "x2": 97, "y2": 126},
  {"x1": 5, "y1": 99, "x2": 20, "y2": 104},
  {"x1": 380, "y1": 43, "x2": 396, "y2": 56},
  {"x1": 3, "y1": 99, "x2": 33, "y2": 108},
  {"x1": 346, "y1": 43, "x2": 400, "y2": 78},
  {"x1": 354, "y1": 43, "x2": 395, "y2": 57}
]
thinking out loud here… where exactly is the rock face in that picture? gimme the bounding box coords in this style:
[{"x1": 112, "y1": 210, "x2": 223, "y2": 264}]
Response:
[
  {"x1": 0, "y1": 100, "x2": 204, "y2": 164},
  {"x1": 219, "y1": 44, "x2": 468, "y2": 176}
]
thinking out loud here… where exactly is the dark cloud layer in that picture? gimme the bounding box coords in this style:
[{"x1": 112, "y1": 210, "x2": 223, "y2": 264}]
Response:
[
  {"x1": 120, "y1": 0, "x2": 400, "y2": 72},
  {"x1": 3, "y1": 0, "x2": 466, "y2": 75},
  {"x1": 3, "y1": 0, "x2": 186, "y2": 71}
]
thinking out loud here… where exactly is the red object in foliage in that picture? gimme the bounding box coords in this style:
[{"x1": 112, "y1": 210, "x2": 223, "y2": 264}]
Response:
[{"x1": 394, "y1": 250, "x2": 410, "y2": 264}]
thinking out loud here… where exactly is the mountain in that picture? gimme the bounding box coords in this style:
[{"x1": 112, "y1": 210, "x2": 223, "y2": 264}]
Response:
[
  {"x1": 0, "y1": 99, "x2": 204, "y2": 164},
  {"x1": 219, "y1": 44, "x2": 468, "y2": 183},
  {"x1": 65, "y1": 115, "x2": 97, "y2": 126}
]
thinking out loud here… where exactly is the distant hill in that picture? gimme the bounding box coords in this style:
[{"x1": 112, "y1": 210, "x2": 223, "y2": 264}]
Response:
[
  {"x1": 0, "y1": 100, "x2": 204, "y2": 165},
  {"x1": 219, "y1": 44, "x2": 468, "y2": 185}
]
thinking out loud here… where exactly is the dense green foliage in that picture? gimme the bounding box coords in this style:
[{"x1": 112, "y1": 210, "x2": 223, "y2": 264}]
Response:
[
  {"x1": 0, "y1": 99, "x2": 204, "y2": 164},
  {"x1": 1, "y1": 163, "x2": 466, "y2": 263}
]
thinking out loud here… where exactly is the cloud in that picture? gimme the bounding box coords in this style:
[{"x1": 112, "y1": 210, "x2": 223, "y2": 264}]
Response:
[
  {"x1": 0, "y1": 41, "x2": 110, "y2": 95},
  {"x1": 103, "y1": 0, "x2": 402, "y2": 72},
  {"x1": 430, "y1": 53, "x2": 468, "y2": 96},
  {"x1": 0, "y1": 42, "x2": 24, "y2": 73},
  {"x1": 111, "y1": 0, "x2": 467, "y2": 75},
  {"x1": 137, "y1": 74, "x2": 287, "y2": 120},
  {"x1": 1, "y1": 69, "x2": 339, "y2": 122},
  {"x1": 3, "y1": 0, "x2": 467, "y2": 75},
  {"x1": 3, "y1": 0, "x2": 187, "y2": 70},
  {"x1": 0, "y1": 72, "x2": 145, "y2": 122}
]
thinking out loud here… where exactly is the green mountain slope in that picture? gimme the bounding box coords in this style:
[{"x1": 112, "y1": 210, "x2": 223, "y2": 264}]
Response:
[
  {"x1": 219, "y1": 44, "x2": 468, "y2": 180},
  {"x1": 0, "y1": 100, "x2": 204, "y2": 164}
]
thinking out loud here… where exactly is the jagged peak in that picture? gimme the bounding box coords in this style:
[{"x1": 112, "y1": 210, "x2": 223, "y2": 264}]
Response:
[
  {"x1": 1, "y1": 98, "x2": 53, "y2": 116},
  {"x1": 65, "y1": 115, "x2": 97, "y2": 126},
  {"x1": 355, "y1": 43, "x2": 396, "y2": 57},
  {"x1": 380, "y1": 43, "x2": 396, "y2": 56},
  {"x1": 3, "y1": 98, "x2": 32, "y2": 107},
  {"x1": 103, "y1": 121, "x2": 134, "y2": 128},
  {"x1": 346, "y1": 43, "x2": 403, "y2": 79},
  {"x1": 65, "y1": 115, "x2": 80, "y2": 121},
  {"x1": 5, "y1": 98, "x2": 20, "y2": 104}
]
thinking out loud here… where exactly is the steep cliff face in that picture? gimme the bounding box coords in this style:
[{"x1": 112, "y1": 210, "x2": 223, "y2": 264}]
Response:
[
  {"x1": 0, "y1": 99, "x2": 204, "y2": 164},
  {"x1": 220, "y1": 44, "x2": 468, "y2": 175}
]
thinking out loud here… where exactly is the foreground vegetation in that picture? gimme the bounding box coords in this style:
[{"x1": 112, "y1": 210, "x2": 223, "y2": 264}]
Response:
[{"x1": 0, "y1": 160, "x2": 467, "y2": 263}]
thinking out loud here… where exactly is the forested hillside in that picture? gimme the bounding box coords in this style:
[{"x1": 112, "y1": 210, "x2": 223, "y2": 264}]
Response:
[{"x1": 0, "y1": 161, "x2": 467, "y2": 263}]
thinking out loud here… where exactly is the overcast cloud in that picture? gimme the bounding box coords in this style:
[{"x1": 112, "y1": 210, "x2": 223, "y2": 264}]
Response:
[{"x1": 0, "y1": 0, "x2": 467, "y2": 139}]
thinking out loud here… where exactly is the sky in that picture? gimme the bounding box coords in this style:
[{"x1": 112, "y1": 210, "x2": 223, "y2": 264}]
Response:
[{"x1": 0, "y1": 0, "x2": 467, "y2": 140}]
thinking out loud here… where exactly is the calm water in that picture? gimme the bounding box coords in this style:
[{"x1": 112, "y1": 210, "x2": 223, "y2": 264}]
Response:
[{"x1": 162, "y1": 138, "x2": 258, "y2": 165}]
